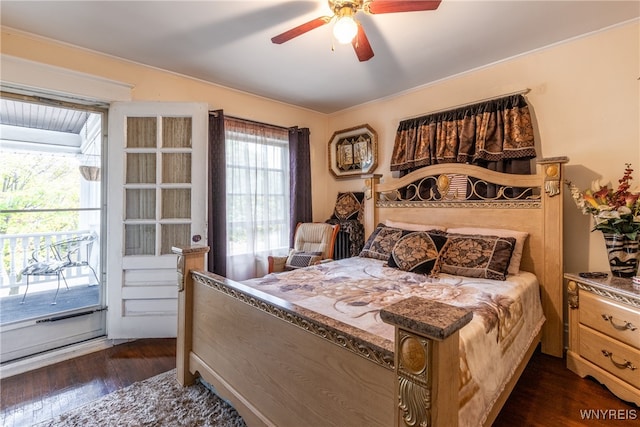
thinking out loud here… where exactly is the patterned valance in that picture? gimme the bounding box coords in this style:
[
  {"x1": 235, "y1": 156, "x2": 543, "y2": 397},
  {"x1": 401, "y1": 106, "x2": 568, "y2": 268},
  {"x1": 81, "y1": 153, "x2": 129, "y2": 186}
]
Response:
[{"x1": 390, "y1": 94, "x2": 536, "y2": 173}]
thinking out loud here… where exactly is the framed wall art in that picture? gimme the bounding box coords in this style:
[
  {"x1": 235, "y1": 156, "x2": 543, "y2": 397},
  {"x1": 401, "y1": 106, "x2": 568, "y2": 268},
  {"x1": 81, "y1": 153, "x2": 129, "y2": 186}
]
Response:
[{"x1": 328, "y1": 124, "x2": 378, "y2": 179}]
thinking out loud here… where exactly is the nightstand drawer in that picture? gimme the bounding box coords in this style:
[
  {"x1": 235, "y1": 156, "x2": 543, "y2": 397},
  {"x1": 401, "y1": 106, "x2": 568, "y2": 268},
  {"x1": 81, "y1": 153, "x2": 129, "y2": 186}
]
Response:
[
  {"x1": 579, "y1": 325, "x2": 640, "y2": 388},
  {"x1": 579, "y1": 291, "x2": 640, "y2": 349}
]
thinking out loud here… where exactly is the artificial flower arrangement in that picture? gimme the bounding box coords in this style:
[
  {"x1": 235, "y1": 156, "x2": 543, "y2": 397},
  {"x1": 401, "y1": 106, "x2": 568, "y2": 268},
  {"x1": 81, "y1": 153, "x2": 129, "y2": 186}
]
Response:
[{"x1": 566, "y1": 163, "x2": 640, "y2": 240}]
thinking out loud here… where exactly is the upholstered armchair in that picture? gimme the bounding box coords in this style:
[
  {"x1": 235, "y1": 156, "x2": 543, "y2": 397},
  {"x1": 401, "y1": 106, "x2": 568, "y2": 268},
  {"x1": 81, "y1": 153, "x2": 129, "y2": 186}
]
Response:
[{"x1": 267, "y1": 222, "x2": 340, "y2": 273}]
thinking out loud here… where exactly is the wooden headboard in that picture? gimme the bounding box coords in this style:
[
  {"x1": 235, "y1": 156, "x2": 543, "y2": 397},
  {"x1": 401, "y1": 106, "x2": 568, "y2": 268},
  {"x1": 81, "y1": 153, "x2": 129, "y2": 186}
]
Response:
[{"x1": 362, "y1": 157, "x2": 569, "y2": 357}]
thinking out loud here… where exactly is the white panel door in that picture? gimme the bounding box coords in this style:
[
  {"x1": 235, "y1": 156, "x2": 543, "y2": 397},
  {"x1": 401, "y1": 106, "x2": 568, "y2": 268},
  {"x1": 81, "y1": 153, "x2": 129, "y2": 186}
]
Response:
[{"x1": 107, "y1": 102, "x2": 207, "y2": 338}]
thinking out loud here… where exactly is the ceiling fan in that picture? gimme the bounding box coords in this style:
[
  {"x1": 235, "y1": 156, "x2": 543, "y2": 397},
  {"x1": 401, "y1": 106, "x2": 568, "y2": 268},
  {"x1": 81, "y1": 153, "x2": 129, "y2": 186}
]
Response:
[{"x1": 271, "y1": 0, "x2": 442, "y2": 62}]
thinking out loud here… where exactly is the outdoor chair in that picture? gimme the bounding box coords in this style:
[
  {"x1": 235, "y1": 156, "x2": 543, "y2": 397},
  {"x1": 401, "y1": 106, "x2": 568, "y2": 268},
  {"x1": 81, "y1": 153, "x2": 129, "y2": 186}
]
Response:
[{"x1": 20, "y1": 233, "x2": 100, "y2": 305}]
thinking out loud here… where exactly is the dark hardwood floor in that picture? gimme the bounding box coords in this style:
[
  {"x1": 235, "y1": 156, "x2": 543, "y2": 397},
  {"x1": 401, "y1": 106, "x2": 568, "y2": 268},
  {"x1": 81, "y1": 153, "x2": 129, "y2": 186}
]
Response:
[
  {"x1": 493, "y1": 350, "x2": 637, "y2": 426},
  {"x1": 0, "y1": 338, "x2": 176, "y2": 427},
  {"x1": 0, "y1": 339, "x2": 637, "y2": 426}
]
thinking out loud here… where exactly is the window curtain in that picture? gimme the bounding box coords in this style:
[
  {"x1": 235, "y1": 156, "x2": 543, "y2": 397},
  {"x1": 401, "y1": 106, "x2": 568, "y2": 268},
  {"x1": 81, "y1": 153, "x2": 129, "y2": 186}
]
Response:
[
  {"x1": 225, "y1": 117, "x2": 289, "y2": 281},
  {"x1": 208, "y1": 110, "x2": 226, "y2": 276},
  {"x1": 390, "y1": 94, "x2": 536, "y2": 175},
  {"x1": 288, "y1": 126, "x2": 312, "y2": 247}
]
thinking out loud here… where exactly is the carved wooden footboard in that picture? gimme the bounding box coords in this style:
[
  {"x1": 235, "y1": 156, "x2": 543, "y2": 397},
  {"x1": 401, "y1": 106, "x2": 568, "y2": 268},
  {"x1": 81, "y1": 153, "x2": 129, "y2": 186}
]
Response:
[{"x1": 175, "y1": 247, "x2": 474, "y2": 427}]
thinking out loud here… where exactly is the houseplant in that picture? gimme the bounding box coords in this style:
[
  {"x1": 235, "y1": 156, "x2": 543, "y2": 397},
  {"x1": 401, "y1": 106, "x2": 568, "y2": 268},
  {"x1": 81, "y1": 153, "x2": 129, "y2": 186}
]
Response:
[{"x1": 567, "y1": 164, "x2": 640, "y2": 277}]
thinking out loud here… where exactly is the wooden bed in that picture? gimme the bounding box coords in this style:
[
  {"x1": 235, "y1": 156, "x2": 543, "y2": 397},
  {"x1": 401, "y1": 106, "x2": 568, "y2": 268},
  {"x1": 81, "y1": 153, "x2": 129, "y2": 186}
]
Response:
[{"x1": 174, "y1": 157, "x2": 568, "y2": 427}]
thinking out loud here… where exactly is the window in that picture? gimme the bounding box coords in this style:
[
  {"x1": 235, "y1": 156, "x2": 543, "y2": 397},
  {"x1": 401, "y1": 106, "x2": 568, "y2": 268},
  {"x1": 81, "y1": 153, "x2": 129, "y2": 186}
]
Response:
[{"x1": 224, "y1": 118, "x2": 289, "y2": 278}]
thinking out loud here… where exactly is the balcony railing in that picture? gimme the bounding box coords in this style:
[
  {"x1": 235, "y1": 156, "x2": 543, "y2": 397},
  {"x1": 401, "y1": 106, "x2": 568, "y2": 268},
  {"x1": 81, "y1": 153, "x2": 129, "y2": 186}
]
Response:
[{"x1": 0, "y1": 230, "x2": 99, "y2": 293}]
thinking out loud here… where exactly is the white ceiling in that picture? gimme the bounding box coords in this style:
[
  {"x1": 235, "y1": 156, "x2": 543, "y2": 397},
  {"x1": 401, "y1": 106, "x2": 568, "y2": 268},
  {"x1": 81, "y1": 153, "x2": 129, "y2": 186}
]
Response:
[{"x1": 1, "y1": 1, "x2": 639, "y2": 114}]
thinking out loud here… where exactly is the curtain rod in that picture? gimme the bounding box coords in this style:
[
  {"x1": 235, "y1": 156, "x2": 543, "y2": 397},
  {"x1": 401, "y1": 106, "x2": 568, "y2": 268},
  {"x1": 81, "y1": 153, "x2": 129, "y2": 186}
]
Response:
[
  {"x1": 216, "y1": 112, "x2": 289, "y2": 132},
  {"x1": 400, "y1": 88, "x2": 531, "y2": 121}
]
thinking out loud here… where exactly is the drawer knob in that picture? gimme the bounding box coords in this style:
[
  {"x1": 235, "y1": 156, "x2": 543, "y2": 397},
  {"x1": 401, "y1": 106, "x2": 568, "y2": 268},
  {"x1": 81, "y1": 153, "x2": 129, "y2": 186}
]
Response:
[
  {"x1": 601, "y1": 350, "x2": 637, "y2": 371},
  {"x1": 601, "y1": 314, "x2": 637, "y2": 332}
]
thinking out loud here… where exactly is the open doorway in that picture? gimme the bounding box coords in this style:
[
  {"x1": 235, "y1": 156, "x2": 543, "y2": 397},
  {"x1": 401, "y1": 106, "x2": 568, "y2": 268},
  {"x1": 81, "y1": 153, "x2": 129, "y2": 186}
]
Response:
[{"x1": 0, "y1": 93, "x2": 107, "y2": 363}]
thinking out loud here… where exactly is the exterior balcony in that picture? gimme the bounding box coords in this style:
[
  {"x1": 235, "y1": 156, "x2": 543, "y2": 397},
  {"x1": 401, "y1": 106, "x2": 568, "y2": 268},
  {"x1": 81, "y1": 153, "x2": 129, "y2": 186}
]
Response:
[{"x1": 0, "y1": 230, "x2": 101, "y2": 326}]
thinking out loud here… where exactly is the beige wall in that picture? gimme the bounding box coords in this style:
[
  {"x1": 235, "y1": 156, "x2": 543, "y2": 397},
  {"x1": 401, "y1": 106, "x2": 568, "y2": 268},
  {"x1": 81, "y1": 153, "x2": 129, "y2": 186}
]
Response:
[
  {"x1": 2, "y1": 22, "x2": 639, "y2": 274},
  {"x1": 326, "y1": 21, "x2": 640, "y2": 274}
]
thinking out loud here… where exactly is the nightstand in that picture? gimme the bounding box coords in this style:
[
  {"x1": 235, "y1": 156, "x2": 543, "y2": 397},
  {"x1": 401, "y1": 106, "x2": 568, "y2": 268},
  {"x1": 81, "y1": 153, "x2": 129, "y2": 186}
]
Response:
[{"x1": 565, "y1": 273, "x2": 640, "y2": 405}]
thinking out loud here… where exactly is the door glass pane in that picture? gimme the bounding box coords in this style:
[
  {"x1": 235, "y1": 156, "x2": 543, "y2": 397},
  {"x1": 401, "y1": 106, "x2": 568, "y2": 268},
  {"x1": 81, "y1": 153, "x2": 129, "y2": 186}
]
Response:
[
  {"x1": 125, "y1": 224, "x2": 155, "y2": 255},
  {"x1": 125, "y1": 189, "x2": 156, "y2": 220},
  {"x1": 127, "y1": 117, "x2": 157, "y2": 148},
  {"x1": 126, "y1": 153, "x2": 156, "y2": 184},
  {"x1": 162, "y1": 153, "x2": 191, "y2": 183},
  {"x1": 162, "y1": 117, "x2": 192, "y2": 148},
  {"x1": 122, "y1": 115, "x2": 195, "y2": 258},
  {"x1": 161, "y1": 224, "x2": 190, "y2": 255},
  {"x1": 161, "y1": 189, "x2": 190, "y2": 219}
]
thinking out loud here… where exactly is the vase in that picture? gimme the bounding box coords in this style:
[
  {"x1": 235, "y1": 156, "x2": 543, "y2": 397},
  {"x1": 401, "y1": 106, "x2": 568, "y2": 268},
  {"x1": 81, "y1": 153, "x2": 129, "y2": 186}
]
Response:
[{"x1": 602, "y1": 232, "x2": 640, "y2": 278}]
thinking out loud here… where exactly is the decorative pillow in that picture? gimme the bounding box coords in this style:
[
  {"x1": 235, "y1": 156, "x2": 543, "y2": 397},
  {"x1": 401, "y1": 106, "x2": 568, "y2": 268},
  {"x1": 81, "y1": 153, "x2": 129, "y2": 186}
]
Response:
[
  {"x1": 332, "y1": 192, "x2": 364, "y2": 221},
  {"x1": 359, "y1": 224, "x2": 404, "y2": 260},
  {"x1": 388, "y1": 231, "x2": 448, "y2": 274},
  {"x1": 285, "y1": 250, "x2": 323, "y2": 269},
  {"x1": 433, "y1": 233, "x2": 517, "y2": 281},
  {"x1": 385, "y1": 219, "x2": 447, "y2": 232},
  {"x1": 447, "y1": 227, "x2": 528, "y2": 275}
]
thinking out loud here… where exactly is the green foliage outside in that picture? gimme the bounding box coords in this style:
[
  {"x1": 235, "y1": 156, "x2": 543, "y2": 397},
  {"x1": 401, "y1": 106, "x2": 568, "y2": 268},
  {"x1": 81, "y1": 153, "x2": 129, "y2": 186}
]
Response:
[
  {"x1": 1, "y1": 153, "x2": 81, "y2": 279},
  {"x1": 1, "y1": 153, "x2": 81, "y2": 234}
]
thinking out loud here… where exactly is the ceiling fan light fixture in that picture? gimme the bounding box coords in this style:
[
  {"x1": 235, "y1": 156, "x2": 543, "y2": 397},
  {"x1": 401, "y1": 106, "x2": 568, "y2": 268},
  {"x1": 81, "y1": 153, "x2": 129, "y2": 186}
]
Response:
[{"x1": 333, "y1": 7, "x2": 358, "y2": 44}]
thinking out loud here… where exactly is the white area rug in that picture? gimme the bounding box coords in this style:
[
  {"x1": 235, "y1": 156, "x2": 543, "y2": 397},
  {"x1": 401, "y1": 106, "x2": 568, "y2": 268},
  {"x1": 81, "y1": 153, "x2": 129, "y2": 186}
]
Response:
[{"x1": 35, "y1": 369, "x2": 246, "y2": 427}]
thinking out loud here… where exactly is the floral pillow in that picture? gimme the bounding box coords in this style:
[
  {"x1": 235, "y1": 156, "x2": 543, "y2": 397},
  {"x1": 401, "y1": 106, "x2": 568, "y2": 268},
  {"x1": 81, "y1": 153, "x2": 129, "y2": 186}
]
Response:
[
  {"x1": 388, "y1": 230, "x2": 448, "y2": 274},
  {"x1": 447, "y1": 227, "x2": 528, "y2": 275},
  {"x1": 432, "y1": 233, "x2": 516, "y2": 280},
  {"x1": 359, "y1": 224, "x2": 404, "y2": 260},
  {"x1": 332, "y1": 192, "x2": 364, "y2": 221}
]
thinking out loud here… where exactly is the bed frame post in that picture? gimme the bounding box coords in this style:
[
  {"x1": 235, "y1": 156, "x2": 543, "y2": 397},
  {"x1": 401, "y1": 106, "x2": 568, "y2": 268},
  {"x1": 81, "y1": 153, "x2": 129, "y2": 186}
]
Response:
[
  {"x1": 172, "y1": 245, "x2": 209, "y2": 386},
  {"x1": 363, "y1": 174, "x2": 382, "y2": 239},
  {"x1": 381, "y1": 297, "x2": 473, "y2": 427},
  {"x1": 536, "y1": 157, "x2": 569, "y2": 357}
]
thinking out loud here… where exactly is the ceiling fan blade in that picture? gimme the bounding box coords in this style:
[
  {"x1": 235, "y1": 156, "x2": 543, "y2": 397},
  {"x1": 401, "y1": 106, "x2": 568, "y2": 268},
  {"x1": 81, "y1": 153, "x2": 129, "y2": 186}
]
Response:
[
  {"x1": 366, "y1": 0, "x2": 442, "y2": 14},
  {"x1": 352, "y1": 23, "x2": 374, "y2": 62},
  {"x1": 271, "y1": 16, "x2": 332, "y2": 44}
]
